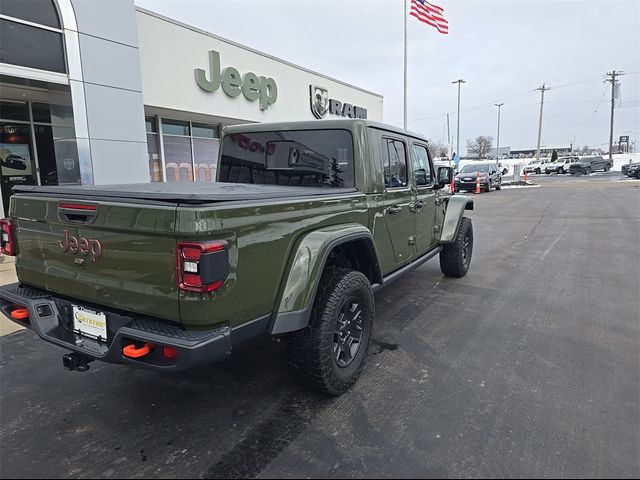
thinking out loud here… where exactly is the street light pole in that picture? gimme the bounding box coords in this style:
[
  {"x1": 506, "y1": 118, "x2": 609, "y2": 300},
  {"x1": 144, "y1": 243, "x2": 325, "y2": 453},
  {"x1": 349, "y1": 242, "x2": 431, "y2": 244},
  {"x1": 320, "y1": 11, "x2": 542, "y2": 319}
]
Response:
[
  {"x1": 495, "y1": 103, "x2": 504, "y2": 160},
  {"x1": 452, "y1": 79, "x2": 465, "y2": 157}
]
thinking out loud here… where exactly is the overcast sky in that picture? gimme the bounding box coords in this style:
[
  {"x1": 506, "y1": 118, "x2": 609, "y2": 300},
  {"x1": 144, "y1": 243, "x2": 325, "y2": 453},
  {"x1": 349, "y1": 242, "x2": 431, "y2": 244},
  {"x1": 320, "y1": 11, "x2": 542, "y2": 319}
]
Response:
[{"x1": 135, "y1": 0, "x2": 639, "y2": 154}]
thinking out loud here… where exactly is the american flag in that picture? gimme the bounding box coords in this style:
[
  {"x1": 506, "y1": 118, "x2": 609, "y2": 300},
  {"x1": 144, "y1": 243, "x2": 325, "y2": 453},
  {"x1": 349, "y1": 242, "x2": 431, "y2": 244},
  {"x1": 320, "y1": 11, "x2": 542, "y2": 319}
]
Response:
[{"x1": 409, "y1": 0, "x2": 449, "y2": 34}]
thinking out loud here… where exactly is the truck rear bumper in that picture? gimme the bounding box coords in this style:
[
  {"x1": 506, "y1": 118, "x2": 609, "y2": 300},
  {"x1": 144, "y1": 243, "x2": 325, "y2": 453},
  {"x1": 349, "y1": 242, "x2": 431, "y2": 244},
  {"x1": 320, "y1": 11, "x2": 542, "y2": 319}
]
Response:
[{"x1": 0, "y1": 283, "x2": 267, "y2": 371}]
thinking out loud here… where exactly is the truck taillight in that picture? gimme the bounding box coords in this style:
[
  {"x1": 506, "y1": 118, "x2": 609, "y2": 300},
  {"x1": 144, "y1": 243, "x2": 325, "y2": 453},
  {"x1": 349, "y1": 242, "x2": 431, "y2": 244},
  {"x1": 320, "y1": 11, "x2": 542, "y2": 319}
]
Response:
[
  {"x1": 0, "y1": 219, "x2": 15, "y2": 256},
  {"x1": 176, "y1": 241, "x2": 228, "y2": 293}
]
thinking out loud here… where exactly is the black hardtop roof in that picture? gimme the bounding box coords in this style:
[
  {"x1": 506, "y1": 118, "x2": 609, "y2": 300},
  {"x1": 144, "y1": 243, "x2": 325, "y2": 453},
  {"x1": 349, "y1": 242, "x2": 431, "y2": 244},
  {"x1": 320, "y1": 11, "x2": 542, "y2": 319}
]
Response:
[{"x1": 223, "y1": 119, "x2": 429, "y2": 144}]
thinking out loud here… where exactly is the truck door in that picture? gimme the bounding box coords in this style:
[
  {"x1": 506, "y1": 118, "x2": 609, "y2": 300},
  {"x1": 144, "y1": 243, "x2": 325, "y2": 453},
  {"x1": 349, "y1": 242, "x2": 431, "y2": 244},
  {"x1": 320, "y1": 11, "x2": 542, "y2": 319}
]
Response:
[
  {"x1": 379, "y1": 136, "x2": 415, "y2": 264},
  {"x1": 410, "y1": 143, "x2": 439, "y2": 253}
]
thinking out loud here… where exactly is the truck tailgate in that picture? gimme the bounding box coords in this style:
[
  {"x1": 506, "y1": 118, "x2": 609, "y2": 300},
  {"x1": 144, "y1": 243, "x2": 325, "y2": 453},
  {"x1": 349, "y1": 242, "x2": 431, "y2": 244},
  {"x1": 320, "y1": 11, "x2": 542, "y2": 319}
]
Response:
[{"x1": 11, "y1": 195, "x2": 180, "y2": 322}]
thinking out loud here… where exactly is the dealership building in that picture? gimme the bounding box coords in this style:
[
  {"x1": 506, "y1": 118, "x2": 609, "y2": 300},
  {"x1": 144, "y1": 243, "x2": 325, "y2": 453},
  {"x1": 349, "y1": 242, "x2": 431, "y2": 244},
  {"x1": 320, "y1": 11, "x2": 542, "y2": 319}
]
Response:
[{"x1": 0, "y1": 0, "x2": 383, "y2": 215}]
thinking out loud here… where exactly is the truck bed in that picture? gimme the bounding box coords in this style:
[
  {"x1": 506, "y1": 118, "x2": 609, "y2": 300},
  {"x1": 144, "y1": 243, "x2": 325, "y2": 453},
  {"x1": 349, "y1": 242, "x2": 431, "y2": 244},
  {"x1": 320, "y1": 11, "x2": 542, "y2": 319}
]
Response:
[{"x1": 13, "y1": 183, "x2": 358, "y2": 204}]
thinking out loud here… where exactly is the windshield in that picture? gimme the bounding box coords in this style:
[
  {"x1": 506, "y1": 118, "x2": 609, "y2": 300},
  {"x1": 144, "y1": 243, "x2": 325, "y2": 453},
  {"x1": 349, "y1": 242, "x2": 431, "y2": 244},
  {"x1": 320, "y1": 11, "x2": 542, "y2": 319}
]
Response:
[
  {"x1": 219, "y1": 129, "x2": 355, "y2": 188},
  {"x1": 460, "y1": 164, "x2": 489, "y2": 173}
]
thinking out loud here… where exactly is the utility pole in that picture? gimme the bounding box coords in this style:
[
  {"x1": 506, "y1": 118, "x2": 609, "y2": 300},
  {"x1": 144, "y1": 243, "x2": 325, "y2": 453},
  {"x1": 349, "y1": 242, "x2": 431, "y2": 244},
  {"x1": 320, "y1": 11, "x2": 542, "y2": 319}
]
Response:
[
  {"x1": 452, "y1": 79, "x2": 465, "y2": 156},
  {"x1": 606, "y1": 70, "x2": 623, "y2": 161},
  {"x1": 535, "y1": 83, "x2": 551, "y2": 161},
  {"x1": 570, "y1": 134, "x2": 578, "y2": 152},
  {"x1": 495, "y1": 103, "x2": 504, "y2": 160}
]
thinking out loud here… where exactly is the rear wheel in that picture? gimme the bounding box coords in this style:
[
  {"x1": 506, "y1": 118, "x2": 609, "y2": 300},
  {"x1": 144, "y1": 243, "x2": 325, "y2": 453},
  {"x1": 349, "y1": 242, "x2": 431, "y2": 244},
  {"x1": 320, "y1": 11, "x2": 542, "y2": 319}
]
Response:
[
  {"x1": 440, "y1": 217, "x2": 473, "y2": 278},
  {"x1": 286, "y1": 268, "x2": 374, "y2": 396}
]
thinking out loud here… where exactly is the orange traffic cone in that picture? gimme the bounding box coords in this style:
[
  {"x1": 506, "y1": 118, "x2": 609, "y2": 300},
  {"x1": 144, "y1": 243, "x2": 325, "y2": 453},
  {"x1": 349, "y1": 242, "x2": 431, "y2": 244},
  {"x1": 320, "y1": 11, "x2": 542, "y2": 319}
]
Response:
[{"x1": 475, "y1": 171, "x2": 481, "y2": 194}]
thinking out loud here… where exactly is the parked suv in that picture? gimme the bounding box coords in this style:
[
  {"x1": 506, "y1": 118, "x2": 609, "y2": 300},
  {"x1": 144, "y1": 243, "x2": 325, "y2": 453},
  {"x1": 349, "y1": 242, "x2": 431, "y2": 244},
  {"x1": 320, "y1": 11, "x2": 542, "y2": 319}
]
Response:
[
  {"x1": 622, "y1": 162, "x2": 640, "y2": 177},
  {"x1": 626, "y1": 163, "x2": 640, "y2": 179},
  {"x1": 454, "y1": 162, "x2": 502, "y2": 192},
  {"x1": 569, "y1": 155, "x2": 612, "y2": 175},
  {"x1": 545, "y1": 156, "x2": 579, "y2": 174},
  {"x1": 523, "y1": 159, "x2": 549, "y2": 175}
]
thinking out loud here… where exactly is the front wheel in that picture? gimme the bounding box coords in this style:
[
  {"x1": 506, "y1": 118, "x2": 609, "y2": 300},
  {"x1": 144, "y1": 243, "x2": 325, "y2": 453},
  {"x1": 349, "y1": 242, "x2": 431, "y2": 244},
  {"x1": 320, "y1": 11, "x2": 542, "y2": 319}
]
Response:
[
  {"x1": 495, "y1": 181, "x2": 502, "y2": 191},
  {"x1": 586, "y1": 167, "x2": 592, "y2": 175},
  {"x1": 485, "y1": 180, "x2": 492, "y2": 192},
  {"x1": 558, "y1": 167, "x2": 564, "y2": 174},
  {"x1": 536, "y1": 168, "x2": 541, "y2": 174},
  {"x1": 440, "y1": 217, "x2": 473, "y2": 278},
  {"x1": 286, "y1": 268, "x2": 374, "y2": 396},
  {"x1": 604, "y1": 165, "x2": 611, "y2": 172}
]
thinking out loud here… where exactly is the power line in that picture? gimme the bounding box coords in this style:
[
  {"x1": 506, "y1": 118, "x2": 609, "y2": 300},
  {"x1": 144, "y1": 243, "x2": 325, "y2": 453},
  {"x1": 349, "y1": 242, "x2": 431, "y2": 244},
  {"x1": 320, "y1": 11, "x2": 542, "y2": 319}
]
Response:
[{"x1": 580, "y1": 84, "x2": 610, "y2": 145}]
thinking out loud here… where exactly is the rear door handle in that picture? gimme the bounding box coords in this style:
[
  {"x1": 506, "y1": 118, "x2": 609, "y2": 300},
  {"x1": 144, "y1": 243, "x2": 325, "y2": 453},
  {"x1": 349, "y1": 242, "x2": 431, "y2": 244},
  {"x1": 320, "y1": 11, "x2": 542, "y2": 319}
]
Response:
[{"x1": 387, "y1": 205, "x2": 402, "y2": 215}]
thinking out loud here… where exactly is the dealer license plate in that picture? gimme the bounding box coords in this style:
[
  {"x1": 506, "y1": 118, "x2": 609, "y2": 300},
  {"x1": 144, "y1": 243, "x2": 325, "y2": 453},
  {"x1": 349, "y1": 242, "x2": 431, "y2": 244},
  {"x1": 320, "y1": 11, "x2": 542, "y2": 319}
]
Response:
[{"x1": 73, "y1": 305, "x2": 107, "y2": 341}]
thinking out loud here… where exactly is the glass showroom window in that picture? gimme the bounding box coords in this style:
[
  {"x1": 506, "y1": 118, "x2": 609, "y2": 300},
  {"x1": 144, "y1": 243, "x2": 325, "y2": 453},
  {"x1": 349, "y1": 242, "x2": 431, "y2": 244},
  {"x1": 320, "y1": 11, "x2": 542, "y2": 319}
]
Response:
[
  {"x1": 160, "y1": 119, "x2": 219, "y2": 182},
  {"x1": 145, "y1": 117, "x2": 162, "y2": 182},
  {"x1": 192, "y1": 124, "x2": 219, "y2": 182},
  {"x1": 0, "y1": 0, "x2": 66, "y2": 74}
]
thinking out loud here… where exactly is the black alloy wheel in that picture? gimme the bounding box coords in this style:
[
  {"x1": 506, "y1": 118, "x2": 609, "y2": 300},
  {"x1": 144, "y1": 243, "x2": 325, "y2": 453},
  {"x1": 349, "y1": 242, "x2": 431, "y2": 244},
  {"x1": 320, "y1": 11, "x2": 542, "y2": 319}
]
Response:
[{"x1": 333, "y1": 298, "x2": 364, "y2": 368}]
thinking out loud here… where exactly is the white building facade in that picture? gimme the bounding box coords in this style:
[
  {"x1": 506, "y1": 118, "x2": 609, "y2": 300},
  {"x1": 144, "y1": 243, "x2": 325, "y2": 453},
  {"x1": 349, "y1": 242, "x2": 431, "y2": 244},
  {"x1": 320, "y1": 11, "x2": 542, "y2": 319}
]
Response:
[{"x1": 0, "y1": 0, "x2": 383, "y2": 215}]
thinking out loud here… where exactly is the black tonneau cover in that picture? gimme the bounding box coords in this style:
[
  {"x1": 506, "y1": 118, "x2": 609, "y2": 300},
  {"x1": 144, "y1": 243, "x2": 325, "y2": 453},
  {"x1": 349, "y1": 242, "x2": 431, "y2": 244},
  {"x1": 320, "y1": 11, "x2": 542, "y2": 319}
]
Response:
[{"x1": 12, "y1": 182, "x2": 358, "y2": 203}]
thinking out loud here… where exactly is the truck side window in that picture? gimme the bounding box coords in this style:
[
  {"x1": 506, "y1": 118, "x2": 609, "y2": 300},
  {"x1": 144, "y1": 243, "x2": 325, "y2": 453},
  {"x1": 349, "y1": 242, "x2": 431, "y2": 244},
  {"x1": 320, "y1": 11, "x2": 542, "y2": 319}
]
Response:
[
  {"x1": 411, "y1": 144, "x2": 432, "y2": 186},
  {"x1": 381, "y1": 138, "x2": 407, "y2": 188}
]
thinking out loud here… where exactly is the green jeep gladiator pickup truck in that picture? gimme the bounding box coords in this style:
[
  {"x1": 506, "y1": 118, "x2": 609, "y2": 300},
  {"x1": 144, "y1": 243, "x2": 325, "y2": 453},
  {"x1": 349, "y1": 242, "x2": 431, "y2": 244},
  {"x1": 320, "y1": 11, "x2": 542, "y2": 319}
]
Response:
[{"x1": 0, "y1": 120, "x2": 473, "y2": 395}]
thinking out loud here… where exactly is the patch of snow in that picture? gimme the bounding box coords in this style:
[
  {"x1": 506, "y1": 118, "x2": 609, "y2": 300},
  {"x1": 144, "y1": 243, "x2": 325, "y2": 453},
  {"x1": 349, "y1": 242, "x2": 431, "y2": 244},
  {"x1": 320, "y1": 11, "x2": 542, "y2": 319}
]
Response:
[{"x1": 612, "y1": 153, "x2": 640, "y2": 171}]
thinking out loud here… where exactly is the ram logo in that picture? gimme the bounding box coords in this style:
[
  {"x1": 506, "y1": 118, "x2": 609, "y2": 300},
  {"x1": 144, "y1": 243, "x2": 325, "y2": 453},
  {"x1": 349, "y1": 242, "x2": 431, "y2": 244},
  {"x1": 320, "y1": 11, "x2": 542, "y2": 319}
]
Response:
[{"x1": 310, "y1": 85, "x2": 329, "y2": 119}]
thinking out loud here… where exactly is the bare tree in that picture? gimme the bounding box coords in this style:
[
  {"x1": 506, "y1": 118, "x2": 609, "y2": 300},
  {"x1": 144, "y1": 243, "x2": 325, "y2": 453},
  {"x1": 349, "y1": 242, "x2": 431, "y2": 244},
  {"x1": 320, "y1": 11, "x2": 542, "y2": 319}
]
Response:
[
  {"x1": 465, "y1": 136, "x2": 494, "y2": 159},
  {"x1": 580, "y1": 145, "x2": 590, "y2": 154},
  {"x1": 427, "y1": 141, "x2": 448, "y2": 159}
]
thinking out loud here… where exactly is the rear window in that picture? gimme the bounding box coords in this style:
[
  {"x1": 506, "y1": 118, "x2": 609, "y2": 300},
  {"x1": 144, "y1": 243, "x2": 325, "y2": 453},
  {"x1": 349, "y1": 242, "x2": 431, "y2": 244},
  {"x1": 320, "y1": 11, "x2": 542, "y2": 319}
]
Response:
[{"x1": 219, "y1": 129, "x2": 355, "y2": 188}]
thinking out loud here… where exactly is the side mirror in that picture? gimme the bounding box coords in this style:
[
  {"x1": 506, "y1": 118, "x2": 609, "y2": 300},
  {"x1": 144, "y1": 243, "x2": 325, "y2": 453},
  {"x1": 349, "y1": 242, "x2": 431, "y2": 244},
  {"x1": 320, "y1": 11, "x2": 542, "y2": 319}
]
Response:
[{"x1": 434, "y1": 166, "x2": 452, "y2": 190}]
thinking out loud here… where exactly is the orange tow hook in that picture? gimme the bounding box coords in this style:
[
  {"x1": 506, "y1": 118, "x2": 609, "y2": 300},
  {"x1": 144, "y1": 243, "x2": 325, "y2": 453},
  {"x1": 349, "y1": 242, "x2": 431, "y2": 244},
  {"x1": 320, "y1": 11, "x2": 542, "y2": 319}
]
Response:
[
  {"x1": 123, "y1": 343, "x2": 152, "y2": 359},
  {"x1": 10, "y1": 308, "x2": 29, "y2": 321}
]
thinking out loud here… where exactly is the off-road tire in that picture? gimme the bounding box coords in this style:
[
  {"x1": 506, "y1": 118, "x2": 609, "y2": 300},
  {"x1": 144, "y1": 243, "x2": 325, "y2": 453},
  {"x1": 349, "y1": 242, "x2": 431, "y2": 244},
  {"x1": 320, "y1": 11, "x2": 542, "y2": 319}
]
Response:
[
  {"x1": 440, "y1": 217, "x2": 473, "y2": 278},
  {"x1": 286, "y1": 268, "x2": 374, "y2": 396},
  {"x1": 558, "y1": 167, "x2": 564, "y2": 174}
]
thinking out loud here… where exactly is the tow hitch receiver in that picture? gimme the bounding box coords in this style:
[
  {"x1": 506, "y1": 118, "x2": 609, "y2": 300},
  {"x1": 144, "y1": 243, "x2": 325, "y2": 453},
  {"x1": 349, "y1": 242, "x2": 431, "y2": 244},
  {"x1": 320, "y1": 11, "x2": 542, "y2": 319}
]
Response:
[{"x1": 63, "y1": 352, "x2": 94, "y2": 372}]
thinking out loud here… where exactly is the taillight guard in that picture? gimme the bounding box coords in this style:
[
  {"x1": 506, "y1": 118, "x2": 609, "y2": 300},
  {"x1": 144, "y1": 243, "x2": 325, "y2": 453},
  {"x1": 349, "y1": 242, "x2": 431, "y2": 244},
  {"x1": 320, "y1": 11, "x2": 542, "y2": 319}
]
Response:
[
  {"x1": 0, "y1": 218, "x2": 16, "y2": 256},
  {"x1": 177, "y1": 241, "x2": 228, "y2": 293}
]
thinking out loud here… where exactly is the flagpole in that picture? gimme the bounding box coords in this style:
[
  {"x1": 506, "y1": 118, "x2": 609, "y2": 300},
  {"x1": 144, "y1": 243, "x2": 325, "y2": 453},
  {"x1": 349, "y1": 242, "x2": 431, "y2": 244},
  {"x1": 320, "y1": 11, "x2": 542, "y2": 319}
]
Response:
[{"x1": 403, "y1": 0, "x2": 407, "y2": 130}]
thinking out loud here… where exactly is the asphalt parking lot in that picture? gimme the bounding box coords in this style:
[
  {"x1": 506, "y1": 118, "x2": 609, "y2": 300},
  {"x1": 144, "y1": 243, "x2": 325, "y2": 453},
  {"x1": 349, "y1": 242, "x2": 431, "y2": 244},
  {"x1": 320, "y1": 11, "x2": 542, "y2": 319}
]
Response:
[{"x1": 1, "y1": 172, "x2": 639, "y2": 479}]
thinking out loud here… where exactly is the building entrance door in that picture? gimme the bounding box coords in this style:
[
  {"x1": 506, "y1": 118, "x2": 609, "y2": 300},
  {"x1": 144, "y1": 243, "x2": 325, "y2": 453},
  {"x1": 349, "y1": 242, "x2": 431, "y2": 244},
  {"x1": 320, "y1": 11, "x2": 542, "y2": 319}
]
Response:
[{"x1": 0, "y1": 122, "x2": 37, "y2": 214}]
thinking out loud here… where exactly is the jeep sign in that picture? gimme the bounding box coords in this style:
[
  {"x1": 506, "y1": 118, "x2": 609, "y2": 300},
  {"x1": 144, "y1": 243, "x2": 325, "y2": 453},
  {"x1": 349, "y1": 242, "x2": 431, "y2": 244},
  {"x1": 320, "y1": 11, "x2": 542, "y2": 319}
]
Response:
[{"x1": 195, "y1": 50, "x2": 278, "y2": 110}]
